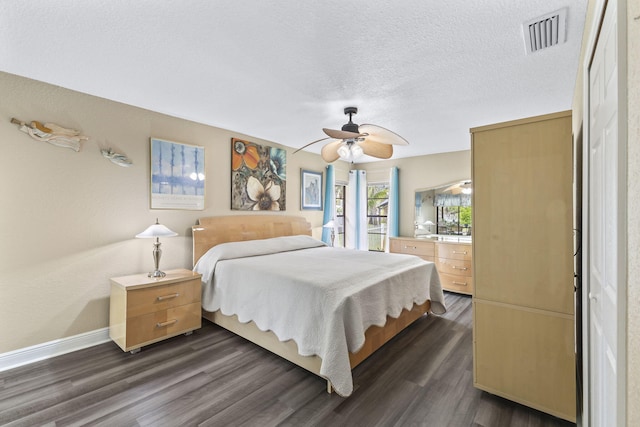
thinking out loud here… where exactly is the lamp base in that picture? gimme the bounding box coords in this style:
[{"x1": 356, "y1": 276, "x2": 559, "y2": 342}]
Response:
[
  {"x1": 148, "y1": 270, "x2": 167, "y2": 278},
  {"x1": 148, "y1": 239, "x2": 166, "y2": 278}
]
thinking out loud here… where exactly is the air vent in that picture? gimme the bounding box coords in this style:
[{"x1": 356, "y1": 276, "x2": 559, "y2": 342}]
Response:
[{"x1": 523, "y1": 8, "x2": 567, "y2": 54}]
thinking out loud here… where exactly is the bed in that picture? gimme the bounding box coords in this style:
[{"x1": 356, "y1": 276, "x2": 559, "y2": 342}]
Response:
[{"x1": 192, "y1": 215, "x2": 445, "y2": 396}]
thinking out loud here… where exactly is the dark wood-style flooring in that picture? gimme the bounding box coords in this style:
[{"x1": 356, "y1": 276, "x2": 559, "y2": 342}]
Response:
[{"x1": 0, "y1": 293, "x2": 575, "y2": 426}]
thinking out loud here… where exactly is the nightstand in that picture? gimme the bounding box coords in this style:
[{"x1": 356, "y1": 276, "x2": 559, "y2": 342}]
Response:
[{"x1": 109, "y1": 268, "x2": 202, "y2": 353}]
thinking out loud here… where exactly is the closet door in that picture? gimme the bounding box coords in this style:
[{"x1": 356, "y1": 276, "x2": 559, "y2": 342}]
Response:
[{"x1": 471, "y1": 111, "x2": 575, "y2": 422}]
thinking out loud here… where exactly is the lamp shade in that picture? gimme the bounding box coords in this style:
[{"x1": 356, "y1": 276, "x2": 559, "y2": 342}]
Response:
[
  {"x1": 350, "y1": 144, "x2": 364, "y2": 159},
  {"x1": 323, "y1": 220, "x2": 336, "y2": 228},
  {"x1": 337, "y1": 145, "x2": 350, "y2": 160},
  {"x1": 135, "y1": 219, "x2": 178, "y2": 238},
  {"x1": 337, "y1": 142, "x2": 364, "y2": 162},
  {"x1": 423, "y1": 220, "x2": 435, "y2": 226}
]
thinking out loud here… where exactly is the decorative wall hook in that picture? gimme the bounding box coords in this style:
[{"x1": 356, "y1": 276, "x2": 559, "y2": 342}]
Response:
[
  {"x1": 101, "y1": 148, "x2": 133, "y2": 167},
  {"x1": 11, "y1": 118, "x2": 88, "y2": 152}
]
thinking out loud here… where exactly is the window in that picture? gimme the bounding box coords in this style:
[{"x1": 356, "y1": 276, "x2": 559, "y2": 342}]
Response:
[
  {"x1": 367, "y1": 183, "x2": 389, "y2": 251},
  {"x1": 436, "y1": 206, "x2": 472, "y2": 236},
  {"x1": 334, "y1": 184, "x2": 346, "y2": 247}
]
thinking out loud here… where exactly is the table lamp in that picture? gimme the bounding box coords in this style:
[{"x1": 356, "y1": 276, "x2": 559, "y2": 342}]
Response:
[
  {"x1": 423, "y1": 220, "x2": 435, "y2": 234},
  {"x1": 323, "y1": 219, "x2": 336, "y2": 247},
  {"x1": 135, "y1": 218, "x2": 178, "y2": 278}
]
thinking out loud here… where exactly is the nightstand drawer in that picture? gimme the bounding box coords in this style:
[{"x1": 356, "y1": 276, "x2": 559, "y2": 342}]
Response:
[
  {"x1": 126, "y1": 302, "x2": 201, "y2": 348},
  {"x1": 127, "y1": 278, "x2": 200, "y2": 318},
  {"x1": 435, "y1": 257, "x2": 473, "y2": 277},
  {"x1": 439, "y1": 272, "x2": 474, "y2": 295}
]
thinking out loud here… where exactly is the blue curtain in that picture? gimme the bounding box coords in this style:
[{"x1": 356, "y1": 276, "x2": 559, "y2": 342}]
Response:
[
  {"x1": 434, "y1": 193, "x2": 471, "y2": 206},
  {"x1": 321, "y1": 164, "x2": 335, "y2": 245},
  {"x1": 386, "y1": 167, "x2": 399, "y2": 251}
]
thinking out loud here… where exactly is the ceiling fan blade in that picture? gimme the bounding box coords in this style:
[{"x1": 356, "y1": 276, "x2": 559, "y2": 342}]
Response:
[
  {"x1": 321, "y1": 140, "x2": 342, "y2": 163},
  {"x1": 443, "y1": 181, "x2": 471, "y2": 194},
  {"x1": 359, "y1": 140, "x2": 393, "y2": 159},
  {"x1": 359, "y1": 124, "x2": 409, "y2": 146},
  {"x1": 323, "y1": 128, "x2": 363, "y2": 140},
  {"x1": 293, "y1": 136, "x2": 330, "y2": 154},
  {"x1": 443, "y1": 183, "x2": 459, "y2": 193}
]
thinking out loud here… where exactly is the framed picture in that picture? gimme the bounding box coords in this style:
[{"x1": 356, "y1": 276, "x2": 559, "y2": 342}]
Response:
[
  {"x1": 150, "y1": 137, "x2": 205, "y2": 210},
  {"x1": 301, "y1": 169, "x2": 323, "y2": 210},
  {"x1": 231, "y1": 138, "x2": 287, "y2": 210}
]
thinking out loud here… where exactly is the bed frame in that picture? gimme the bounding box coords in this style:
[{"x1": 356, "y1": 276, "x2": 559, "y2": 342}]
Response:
[{"x1": 192, "y1": 215, "x2": 431, "y2": 393}]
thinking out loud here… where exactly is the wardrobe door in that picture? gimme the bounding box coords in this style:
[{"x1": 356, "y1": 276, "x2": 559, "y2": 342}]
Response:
[{"x1": 472, "y1": 113, "x2": 573, "y2": 314}]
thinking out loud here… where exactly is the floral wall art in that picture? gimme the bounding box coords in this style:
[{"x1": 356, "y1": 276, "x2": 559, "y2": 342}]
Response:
[{"x1": 231, "y1": 138, "x2": 286, "y2": 210}]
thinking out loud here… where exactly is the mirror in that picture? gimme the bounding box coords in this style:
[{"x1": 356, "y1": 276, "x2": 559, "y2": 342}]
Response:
[{"x1": 414, "y1": 180, "x2": 472, "y2": 240}]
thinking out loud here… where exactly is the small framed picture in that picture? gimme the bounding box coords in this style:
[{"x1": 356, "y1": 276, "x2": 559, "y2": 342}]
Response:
[{"x1": 301, "y1": 169, "x2": 323, "y2": 210}]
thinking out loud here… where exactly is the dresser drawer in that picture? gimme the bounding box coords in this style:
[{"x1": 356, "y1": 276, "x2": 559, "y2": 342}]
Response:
[
  {"x1": 126, "y1": 302, "x2": 201, "y2": 348},
  {"x1": 435, "y1": 257, "x2": 473, "y2": 277},
  {"x1": 436, "y1": 243, "x2": 472, "y2": 261},
  {"x1": 439, "y1": 272, "x2": 474, "y2": 294},
  {"x1": 390, "y1": 239, "x2": 435, "y2": 257},
  {"x1": 127, "y1": 278, "x2": 201, "y2": 318}
]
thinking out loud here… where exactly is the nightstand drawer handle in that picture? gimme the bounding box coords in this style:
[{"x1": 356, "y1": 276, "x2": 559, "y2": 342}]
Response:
[
  {"x1": 452, "y1": 281, "x2": 467, "y2": 286},
  {"x1": 451, "y1": 266, "x2": 468, "y2": 271},
  {"x1": 404, "y1": 245, "x2": 417, "y2": 249},
  {"x1": 157, "y1": 293, "x2": 180, "y2": 301},
  {"x1": 452, "y1": 250, "x2": 468, "y2": 255},
  {"x1": 156, "y1": 319, "x2": 178, "y2": 328}
]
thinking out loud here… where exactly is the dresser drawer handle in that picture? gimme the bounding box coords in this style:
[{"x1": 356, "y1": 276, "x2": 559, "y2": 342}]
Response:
[
  {"x1": 452, "y1": 281, "x2": 467, "y2": 286},
  {"x1": 452, "y1": 250, "x2": 468, "y2": 255},
  {"x1": 156, "y1": 319, "x2": 178, "y2": 328},
  {"x1": 157, "y1": 293, "x2": 180, "y2": 301},
  {"x1": 452, "y1": 266, "x2": 468, "y2": 271},
  {"x1": 403, "y1": 245, "x2": 418, "y2": 250}
]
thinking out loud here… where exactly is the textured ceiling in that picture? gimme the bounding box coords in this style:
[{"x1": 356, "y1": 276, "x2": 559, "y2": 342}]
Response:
[{"x1": 0, "y1": 1, "x2": 587, "y2": 162}]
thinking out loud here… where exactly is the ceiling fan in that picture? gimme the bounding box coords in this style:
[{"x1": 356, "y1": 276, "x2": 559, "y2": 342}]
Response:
[
  {"x1": 443, "y1": 181, "x2": 472, "y2": 194},
  {"x1": 294, "y1": 107, "x2": 409, "y2": 163}
]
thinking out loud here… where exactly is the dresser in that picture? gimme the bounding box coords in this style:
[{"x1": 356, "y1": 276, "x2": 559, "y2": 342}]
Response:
[
  {"x1": 389, "y1": 237, "x2": 472, "y2": 294},
  {"x1": 109, "y1": 268, "x2": 202, "y2": 353},
  {"x1": 435, "y1": 241, "x2": 473, "y2": 295}
]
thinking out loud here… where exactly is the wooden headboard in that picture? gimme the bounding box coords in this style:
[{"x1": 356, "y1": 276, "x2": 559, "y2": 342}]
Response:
[{"x1": 192, "y1": 215, "x2": 312, "y2": 266}]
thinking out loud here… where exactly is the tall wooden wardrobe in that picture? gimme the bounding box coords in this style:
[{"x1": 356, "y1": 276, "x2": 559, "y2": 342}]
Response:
[{"x1": 471, "y1": 111, "x2": 575, "y2": 422}]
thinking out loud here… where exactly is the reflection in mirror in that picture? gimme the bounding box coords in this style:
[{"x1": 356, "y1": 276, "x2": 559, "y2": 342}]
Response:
[{"x1": 415, "y1": 180, "x2": 472, "y2": 239}]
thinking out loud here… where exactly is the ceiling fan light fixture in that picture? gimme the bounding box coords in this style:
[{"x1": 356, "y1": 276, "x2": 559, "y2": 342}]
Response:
[
  {"x1": 337, "y1": 141, "x2": 364, "y2": 162},
  {"x1": 337, "y1": 144, "x2": 351, "y2": 160},
  {"x1": 351, "y1": 144, "x2": 364, "y2": 158}
]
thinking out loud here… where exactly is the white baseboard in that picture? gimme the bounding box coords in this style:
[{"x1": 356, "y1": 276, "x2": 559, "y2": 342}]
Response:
[{"x1": 0, "y1": 328, "x2": 111, "y2": 372}]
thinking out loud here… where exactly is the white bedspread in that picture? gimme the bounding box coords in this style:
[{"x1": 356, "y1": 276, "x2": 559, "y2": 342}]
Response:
[{"x1": 194, "y1": 235, "x2": 445, "y2": 396}]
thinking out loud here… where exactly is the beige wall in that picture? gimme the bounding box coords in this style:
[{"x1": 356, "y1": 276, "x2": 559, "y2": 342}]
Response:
[
  {"x1": 572, "y1": 0, "x2": 639, "y2": 424},
  {"x1": 0, "y1": 71, "x2": 331, "y2": 353},
  {"x1": 359, "y1": 151, "x2": 471, "y2": 238},
  {"x1": 0, "y1": 72, "x2": 470, "y2": 355}
]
